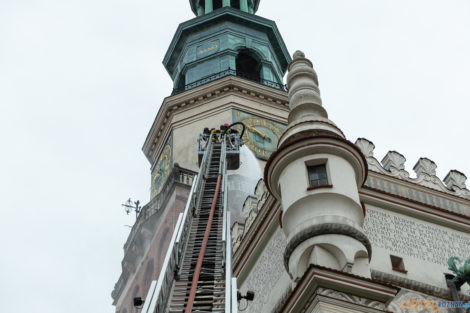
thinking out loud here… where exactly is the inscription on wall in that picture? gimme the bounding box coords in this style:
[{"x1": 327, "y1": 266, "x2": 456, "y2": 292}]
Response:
[
  {"x1": 196, "y1": 40, "x2": 220, "y2": 58},
  {"x1": 364, "y1": 207, "x2": 470, "y2": 265}
]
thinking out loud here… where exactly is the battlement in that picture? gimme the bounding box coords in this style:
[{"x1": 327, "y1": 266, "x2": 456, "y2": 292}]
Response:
[{"x1": 355, "y1": 138, "x2": 470, "y2": 199}]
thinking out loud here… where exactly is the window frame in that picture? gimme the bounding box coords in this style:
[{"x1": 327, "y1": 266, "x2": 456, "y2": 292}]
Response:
[{"x1": 305, "y1": 159, "x2": 332, "y2": 190}]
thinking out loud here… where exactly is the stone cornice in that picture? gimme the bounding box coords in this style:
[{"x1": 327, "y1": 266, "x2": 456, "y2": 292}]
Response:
[
  {"x1": 371, "y1": 270, "x2": 470, "y2": 302},
  {"x1": 277, "y1": 265, "x2": 399, "y2": 313},
  {"x1": 142, "y1": 75, "x2": 289, "y2": 164}
]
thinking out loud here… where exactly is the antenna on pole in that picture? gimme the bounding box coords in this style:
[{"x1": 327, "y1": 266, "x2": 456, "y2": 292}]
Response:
[{"x1": 122, "y1": 198, "x2": 142, "y2": 220}]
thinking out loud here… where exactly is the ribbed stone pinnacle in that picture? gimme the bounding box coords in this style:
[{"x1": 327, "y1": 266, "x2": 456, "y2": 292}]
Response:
[{"x1": 286, "y1": 51, "x2": 327, "y2": 123}]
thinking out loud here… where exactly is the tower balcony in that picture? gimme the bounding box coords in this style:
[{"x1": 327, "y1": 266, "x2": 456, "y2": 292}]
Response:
[{"x1": 171, "y1": 68, "x2": 287, "y2": 96}]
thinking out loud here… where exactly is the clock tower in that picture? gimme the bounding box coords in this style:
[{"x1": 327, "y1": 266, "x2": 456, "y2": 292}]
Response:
[{"x1": 112, "y1": 1, "x2": 292, "y2": 312}]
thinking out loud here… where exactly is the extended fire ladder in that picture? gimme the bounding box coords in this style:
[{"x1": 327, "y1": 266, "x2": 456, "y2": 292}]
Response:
[{"x1": 141, "y1": 131, "x2": 241, "y2": 313}]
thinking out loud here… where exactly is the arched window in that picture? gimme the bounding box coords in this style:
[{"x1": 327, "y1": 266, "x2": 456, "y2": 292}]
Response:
[
  {"x1": 231, "y1": 0, "x2": 240, "y2": 9},
  {"x1": 236, "y1": 49, "x2": 261, "y2": 82},
  {"x1": 213, "y1": 0, "x2": 222, "y2": 10}
]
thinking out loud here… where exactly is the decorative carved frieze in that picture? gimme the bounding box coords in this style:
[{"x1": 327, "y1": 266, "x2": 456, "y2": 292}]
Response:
[{"x1": 315, "y1": 288, "x2": 386, "y2": 310}]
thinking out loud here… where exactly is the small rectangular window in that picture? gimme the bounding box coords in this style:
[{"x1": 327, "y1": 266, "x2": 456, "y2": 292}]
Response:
[
  {"x1": 307, "y1": 164, "x2": 328, "y2": 187},
  {"x1": 390, "y1": 255, "x2": 407, "y2": 273}
]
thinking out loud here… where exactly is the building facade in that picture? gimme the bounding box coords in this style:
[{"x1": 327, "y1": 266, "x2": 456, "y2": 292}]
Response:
[{"x1": 112, "y1": 1, "x2": 470, "y2": 313}]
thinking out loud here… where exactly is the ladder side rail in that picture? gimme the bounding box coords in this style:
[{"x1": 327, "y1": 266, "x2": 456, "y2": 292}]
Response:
[
  {"x1": 144, "y1": 137, "x2": 213, "y2": 313},
  {"x1": 221, "y1": 136, "x2": 228, "y2": 243},
  {"x1": 175, "y1": 136, "x2": 213, "y2": 271},
  {"x1": 184, "y1": 146, "x2": 223, "y2": 313},
  {"x1": 231, "y1": 277, "x2": 238, "y2": 313},
  {"x1": 147, "y1": 213, "x2": 184, "y2": 313},
  {"x1": 225, "y1": 211, "x2": 232, "y2": 313},
  {"x1": 141, "y1": 280, "x2": 157, "y2": 313}
]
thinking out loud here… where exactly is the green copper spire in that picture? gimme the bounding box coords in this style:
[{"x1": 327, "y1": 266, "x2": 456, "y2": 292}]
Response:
[
  {"x1": 189, "y1": 0, "x2": 260, "y2": 16},
  {"x1": 164, "y1": 2, "x2": 290, "y2": 94}
]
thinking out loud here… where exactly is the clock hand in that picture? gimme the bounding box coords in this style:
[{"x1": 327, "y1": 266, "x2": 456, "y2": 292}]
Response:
[{"x1": 246, "y1": 125, "x2": 267, "y2": 139}]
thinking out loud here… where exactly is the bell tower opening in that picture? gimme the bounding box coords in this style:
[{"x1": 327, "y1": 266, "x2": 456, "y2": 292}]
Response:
[
  {"x1": 231, "y1": 0, "x2": 240, "y2": 9},
  {"x1": 236, "y1": 49, "x2": 261, "y2": 82},
  {"x1": 214, "y1": 0, "x2": 222, "y2": 10}
]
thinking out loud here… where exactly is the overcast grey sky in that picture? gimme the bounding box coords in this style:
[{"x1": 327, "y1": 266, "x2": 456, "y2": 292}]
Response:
[{"x1": 0, "y1": 0, "x2": 469, "y2": 312}]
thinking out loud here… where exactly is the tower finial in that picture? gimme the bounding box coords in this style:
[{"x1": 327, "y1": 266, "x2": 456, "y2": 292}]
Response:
[
  {"x1": 279, "y1": 51, "x2": 344, "y2": 148},
  {"x1": 293, "y1": 50, "x2": 305, "y2": 59}
]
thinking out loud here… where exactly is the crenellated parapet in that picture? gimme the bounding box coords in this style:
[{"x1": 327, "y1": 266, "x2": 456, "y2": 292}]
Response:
[
  {"x1": 231, "y1": 179, "x2": 270, "y2": 251},
  {"x1": 355, "y1": 138, "x2": 470, "y2": 199}
]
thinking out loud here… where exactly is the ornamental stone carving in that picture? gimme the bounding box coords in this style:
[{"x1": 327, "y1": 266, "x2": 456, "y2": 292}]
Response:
[
  {"x1": 242, "y1": 195, "x2": 258, "y2": 217},
  {"x1": 382, "y1": 151, "x2": 409, "y2": 179},
  {"x1": 245, "y1": 210, "x2": 258, "y2": 232},
  {"x1": 355, "y1": 138, "x2": 375, "y2": 158},
  {"x1": 355, "y1": 138, "x2": 386, "y2": 173},
  {"x1": 316, "y1": 288, "x2": 386, "y2": 310},
  {"x1": 414, "y1": 157, "x2": 437, "y2": 177},
  {"x1": 232, "y1": 222, "x2": 245, "y2": 252},
  {"x1": 444, "y1": 170, "x2": 470, "y2": 197},
  {"x1": 356, "y1": 141, "x2": 470, "y2": 199},
  {"x1": 412, "y1": 157, "x2": 449, "y2": 192}
]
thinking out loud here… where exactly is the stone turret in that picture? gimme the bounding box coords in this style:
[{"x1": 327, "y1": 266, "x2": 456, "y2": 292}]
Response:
[{"x1": 265, "y1": 51, "x2": 371, "y2": 280}]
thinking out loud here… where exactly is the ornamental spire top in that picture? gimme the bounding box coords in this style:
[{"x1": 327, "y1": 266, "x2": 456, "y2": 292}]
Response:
[
  {"x1": 190, "y1": 0, "x2": 260, "y2": 16},
  {"x1": 279, "y1": 51, "x2": 345, "y2": 148}
]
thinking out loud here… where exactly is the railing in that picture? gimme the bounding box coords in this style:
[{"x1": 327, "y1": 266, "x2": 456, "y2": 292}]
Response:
[
  {"x1": 171, "y1": 68, "x2": 288, "y2": 96},
  {"x1": 142, "y1": 138, "x2": 214, "y2": 313}
]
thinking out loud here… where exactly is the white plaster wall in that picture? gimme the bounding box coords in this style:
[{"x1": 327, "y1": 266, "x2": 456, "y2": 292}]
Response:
[
  {"x1": 239, "y1": 228, "x2": 292, "y2": 313},
  {"x1": 171, "y1": 93, "x2": 288, "y2": 172},
  {"x1": 279, "y1": 154, "x2": 364, "y2": 238},
  {"x1": 364, "y1": 204, "x2": 470, "y2": 293}
]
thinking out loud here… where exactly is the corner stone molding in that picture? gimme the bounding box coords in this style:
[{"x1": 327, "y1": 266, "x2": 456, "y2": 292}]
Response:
[{"x1": 355, "y1": 138, "x2": 470, "y2": 199}]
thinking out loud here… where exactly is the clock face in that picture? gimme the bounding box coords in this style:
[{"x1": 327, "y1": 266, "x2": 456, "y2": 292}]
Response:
[
  {"x1": 237, "y1": 115, "x2": 285, "y2": 160},
  {"x1": 151, "y1": 144, "x2": 172, "y2": 197}
]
